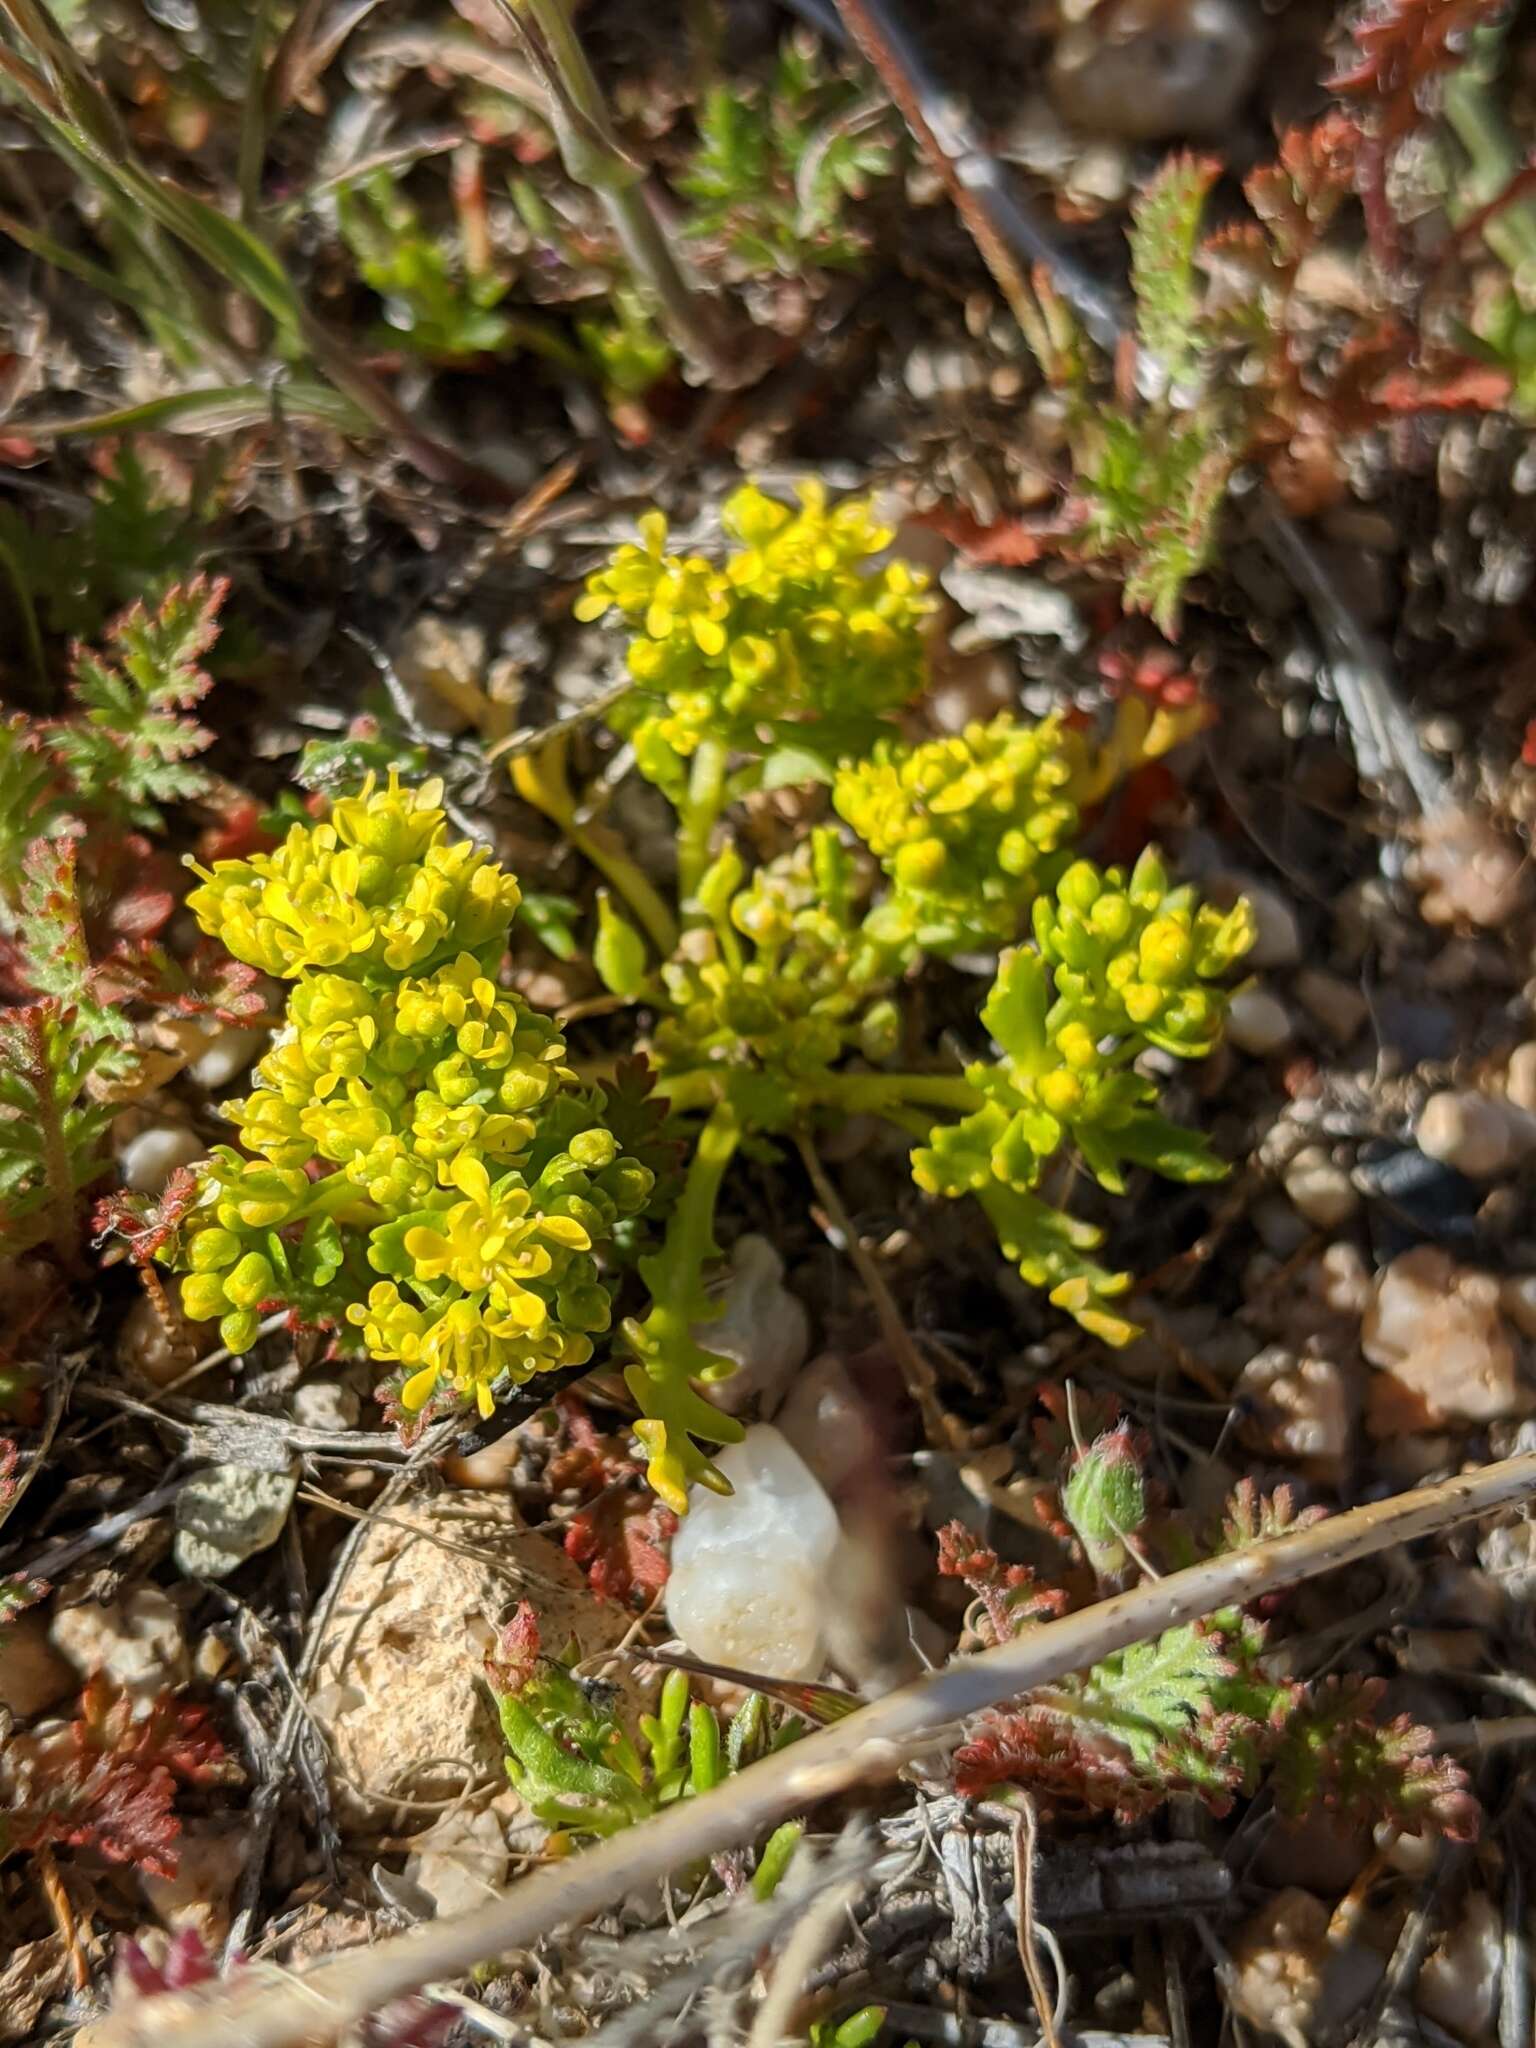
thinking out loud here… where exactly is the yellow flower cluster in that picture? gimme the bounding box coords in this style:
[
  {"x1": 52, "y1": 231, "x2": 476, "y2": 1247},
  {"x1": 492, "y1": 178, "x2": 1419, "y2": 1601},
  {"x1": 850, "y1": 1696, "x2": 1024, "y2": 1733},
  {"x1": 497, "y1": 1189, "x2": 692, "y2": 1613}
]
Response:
[
  {"x1": 833, "y1": 713, "x2": 1084, "y2": 956},
  {"x1": 575, "y1": 483, "x2": 934, "y2": 786},
  {"x1": 911, "y1": 849, "x2": 1253, "y2": 1342},
  {"x1": 186, "y1": 774, "x2": 521, "y2": 983},
  {"x1": 166, "y1": 777, "x2": 653, "y2": 1420}
]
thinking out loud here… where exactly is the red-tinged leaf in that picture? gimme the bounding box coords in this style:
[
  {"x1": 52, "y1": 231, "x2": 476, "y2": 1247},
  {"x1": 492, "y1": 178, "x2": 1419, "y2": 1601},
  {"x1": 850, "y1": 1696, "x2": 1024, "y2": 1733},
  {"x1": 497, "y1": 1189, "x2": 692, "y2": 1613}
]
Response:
[
  {"x1": 196, "y1": 791, "x2": 276, "y2": 865},
  {"x1": 3, "y1": 1676, "x2": 230, "y2": 1878},
  {"x1": 954, "y1": 1706, "x2": 1156, "y2": 1818},
  {"x1": 95, "y1": 937, "x2": 266, "y2": 1023},
  {"x1": 917, "y1": 503, "x2": 1069, "y2": 567},
  {"x1": 936, "y1": 1520, "x2": 1070, "y2": 1645},
  {"x1": 564, "y1": 1491, "x2": 675, "y2": 1605},
  {"x1": 549, "y1": 1393, "x2": 679, "y2": 1609},
  {"x1": 485, "y1": 1600, "x2": 541, "y2": 1694},
  {"x1": 94, "y1": 1166, "x2": 202, "y2": 1266},
  {"x1": 1374, "y1": 363, "x2": 1514, "y2": 411},
  {"x1": 1334, "y1": 0, "x2": 1504, "y2": 143},
  {"x1": 1272, "y1": 1674, "x2": 1479, "y2": 1842}
]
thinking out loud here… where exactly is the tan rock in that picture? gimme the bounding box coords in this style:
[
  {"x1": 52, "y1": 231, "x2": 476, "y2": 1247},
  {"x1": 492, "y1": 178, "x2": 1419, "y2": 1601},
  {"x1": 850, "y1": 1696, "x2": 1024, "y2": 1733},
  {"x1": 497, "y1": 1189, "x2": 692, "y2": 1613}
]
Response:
[
  {"x1": 1235, "y1": 1345, "x2": 1350, "y2": 1476},
  {"x1": 51, "y1": 1583, "x2": 189, "y2": 1701},
  {"x1": 0, "y1": 1609, "x2": 76, "y2": 1719},
  {"x1": 1411, "y1": 803, "x2": 1527, "y2": 929},
  {"x1": 141, "y1": 1820, "x2": 248, "y2": 1946},
  {"x1": 1362, "y1": 1247, "x2": 1530, "y2": 1430},
  {"x1": 1417, "y1": 1890, "x2": 1502, "y2": 2044},
  {"x1": 1228, "y1": 1889, "x2": 1383, "y2": 2047},
  {"x1": 1418, "y1": 1088, "x2": 1536, "y2": 1179},
  {"x1": 307, "y1": 1494, "x2": 627, "y2": 1830}
]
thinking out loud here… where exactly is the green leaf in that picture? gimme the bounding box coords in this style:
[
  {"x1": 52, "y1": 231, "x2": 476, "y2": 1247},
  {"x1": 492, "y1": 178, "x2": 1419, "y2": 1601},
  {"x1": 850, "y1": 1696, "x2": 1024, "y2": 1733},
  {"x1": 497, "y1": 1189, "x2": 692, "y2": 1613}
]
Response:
[
  {"x1": 594, "y1": 889, "x2": 649, "y2": 998},
  {"x1": 1130, "y1": 152, "x2": 1221, "y2": 387},
  {"x1": 760, "y1": 741, "x2": 836, "y2": 790}
]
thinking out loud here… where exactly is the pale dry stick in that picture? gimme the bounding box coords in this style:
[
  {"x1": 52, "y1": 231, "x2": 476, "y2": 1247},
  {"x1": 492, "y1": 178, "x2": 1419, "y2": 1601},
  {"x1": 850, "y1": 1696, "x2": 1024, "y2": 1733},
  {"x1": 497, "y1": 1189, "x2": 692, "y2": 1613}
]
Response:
[
  {"x1": 744, "y1": 1853, "x2": 866, "y2": 2048},
  {"x1": 94, "y1": 1452, "x2": 1536, "y2": 2048}
]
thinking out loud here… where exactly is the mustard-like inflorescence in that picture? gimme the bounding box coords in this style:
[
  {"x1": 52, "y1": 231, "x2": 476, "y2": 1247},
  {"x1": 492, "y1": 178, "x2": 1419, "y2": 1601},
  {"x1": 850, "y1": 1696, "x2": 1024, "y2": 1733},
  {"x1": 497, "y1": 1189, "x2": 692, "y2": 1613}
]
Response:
[
  {"x1": 833, "y1": 712, "x2": 1085, "y2": 956},
  {"x1": 911, "y1": 849, "x2": 1254, "y2": 1343},
  {"x1": 574, "y1": 482, "x2": 934, "y2": 790},
  {"x1": 166, "y1": 775, "x2": 655, "y2": 1421}
]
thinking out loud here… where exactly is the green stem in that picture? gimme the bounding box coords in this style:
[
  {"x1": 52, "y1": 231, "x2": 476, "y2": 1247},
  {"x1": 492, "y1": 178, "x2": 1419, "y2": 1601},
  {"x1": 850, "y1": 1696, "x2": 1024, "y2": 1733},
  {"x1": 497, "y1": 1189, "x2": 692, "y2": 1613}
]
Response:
[
  {"x1": 512, "y1": 740, "x2": 679, "y2": 956},
  {"x1": 677, "y1": 736, "x2": 729, "y2": 913},
  {"x1": 570, "y1": 825, "x2": 679, "y2": 958},
  {"x1": 664, "y1": 1097, "x2": 741, "y2": 1303},
  {"x1": 493, "y1": 0, "x2": 742, "y2": 387}
]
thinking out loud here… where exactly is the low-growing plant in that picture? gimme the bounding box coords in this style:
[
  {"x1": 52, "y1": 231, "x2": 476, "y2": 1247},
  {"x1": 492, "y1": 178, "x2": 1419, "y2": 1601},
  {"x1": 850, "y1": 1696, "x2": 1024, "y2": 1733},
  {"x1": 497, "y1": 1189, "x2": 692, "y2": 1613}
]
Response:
[
  {"x1": 679, "y1": 33, "x2": 897, "y2": 281},
  {"x1": 487, "y1": 1599, "x2": 803, "y2": 1887},
  {"x1": 938, "y1": 1425, "x2": 1478, "y2": 1844},
  {"x1": 0, "y1": 1673, "x2": 229, "y2": 1876},
  {"x1": 519, "y1": 482, "x2": 1248, "y2": 1505},
  {"x1": 112, "y1": 485, "x2": 1243, "y2": 1508},
  {"x1": 0, "y1": 584, "x2": 266, "y2": 1262}
]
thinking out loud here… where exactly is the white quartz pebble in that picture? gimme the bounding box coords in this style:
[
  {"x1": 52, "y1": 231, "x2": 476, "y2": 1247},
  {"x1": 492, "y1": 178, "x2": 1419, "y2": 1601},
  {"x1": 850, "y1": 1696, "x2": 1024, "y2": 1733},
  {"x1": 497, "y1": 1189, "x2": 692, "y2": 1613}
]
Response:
[
  {"x1": 1227, "y1": 987, "x2": 1293, "y2": 1057},
  {"x1": 666, "y1": 1425, "x2": 841, "y2": 1680},
  {"x1": 118, "y1": 1122, "x2": 205, "y2": 1195}
]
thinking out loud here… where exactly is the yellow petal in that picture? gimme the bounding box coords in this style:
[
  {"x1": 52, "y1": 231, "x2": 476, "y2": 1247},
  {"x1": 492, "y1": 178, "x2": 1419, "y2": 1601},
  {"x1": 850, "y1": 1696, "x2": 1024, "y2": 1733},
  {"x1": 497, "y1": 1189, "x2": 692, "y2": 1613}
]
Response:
[
  {"x1": 400, "y1": 1364, "x2": 441, "y2": 1411},
  {"x1": 449, "y1": 1153, "x2": 491, "y2": 1206},
  {"x1": 540, "y1": 1216, "x2": 592, "y2": 1250}
]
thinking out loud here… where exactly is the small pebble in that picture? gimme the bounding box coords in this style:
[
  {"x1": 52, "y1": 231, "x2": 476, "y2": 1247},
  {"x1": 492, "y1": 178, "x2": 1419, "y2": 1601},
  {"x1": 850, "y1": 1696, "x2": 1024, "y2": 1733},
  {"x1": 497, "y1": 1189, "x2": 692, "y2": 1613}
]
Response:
[
  {"x1": 695, "y1": 1236, "x2": 811, "y2": 1419},
  {"x1": 174, "y1": 1465, "x2": 299, "y2": 1580},
  {"x1": 1235, "y1": 1345, "x2": 1350, "y2": 1473},
  {"x1": 775, "y1": 1353, "x2": 878, "y2": 1497},
  {"x1": 1252, "y1": 1194, "x2": 1309, "y2": 1259},
  {"x1": 290, "y1": 1380, "x2": 361, "y2": 1433},
  {"x1": 1416, "y1": 1892, "x2": 1502, "y2": 2043},
  {"x1": 187, "y1": 1023, "x2": 268, "y2": 1092},
  {"x1": 1501, "y1": 1275, "x2": 1536, "y2": 1339},
  {"x1": 1293, "y1": 967, "x2": 1369, "y2": 1046},
  {"x1": 1049, "y1": 0, "x2": 1262, "y2": 142},
  {"x1": 1412, "y1": 802, "x2": 1527, "y2": 929},
  {"x1": 1478, "y1": 1518, "x2": 1536, "y2": 1602},
  {"x1": 117, "y1": 1123, "x2": 205, "y2": 1196},
  {"x1": 406, "y1": 1806, "x2": 509, "y2": 1919},
  {"x1": 1507, "y1": 1041, "x2": 1536, "y2": 1113},
  {"x1": 1362, "y1": 1246, "x2": 1528, "y2": 1428},
  {"x1": 117, "y1": 1289, "x2": 192, "y2": 1388},
  {"x1": 1354, "y1": 1145, "x2": 1481, "y2": 1249},
  {"x1": 1417, "y1": 1088, "x2": 1536, "y2": 1178},
  {"x1": 1283, "y1": 1145, "x2": 1360, "y2": 1230},
  {"x1": 0, "y1": 1611, "x2": 76, "y2": 1719},
  {"x1": 666, "y1": 1425, "x2": 842, "y2": 1679},
  {"x1": 1227, "y1": 986, "x2": 1293, "y2": 1057}
]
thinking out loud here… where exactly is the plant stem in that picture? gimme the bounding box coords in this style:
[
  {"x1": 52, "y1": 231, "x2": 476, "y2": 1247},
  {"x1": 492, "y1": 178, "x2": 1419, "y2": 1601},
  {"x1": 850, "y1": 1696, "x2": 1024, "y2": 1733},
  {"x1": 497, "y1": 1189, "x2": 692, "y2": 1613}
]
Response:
[
  {"x1": 677, "y1": 736, "x2": 729, "y2": 911},
  {"x1": 491, "y1": 0, "x2": 744, "y2": 387},
  {"x1": 511, "y1": 736, "x2": 679, "y2": 956},
  {"x1": 129, "y1": 1453, "x2": 1536, "y2": 2048},
  {"x1": 667, "y1": 1097, "x2": 741, "y2": 1299}
]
